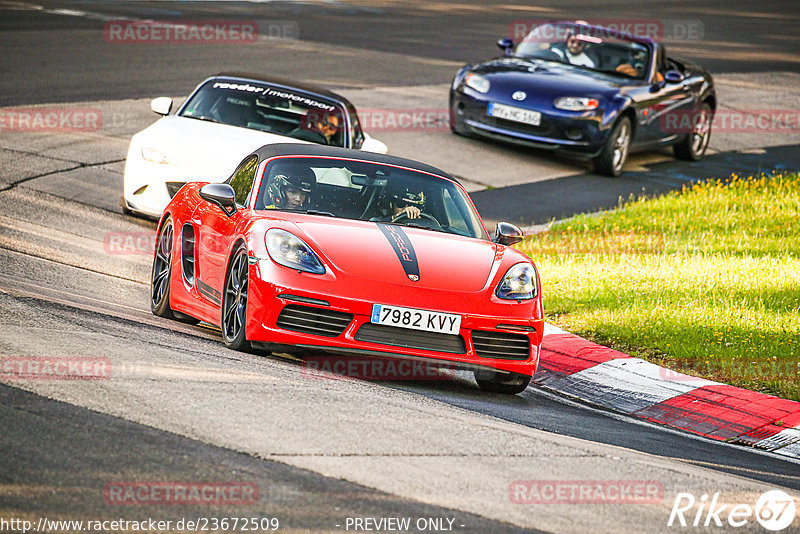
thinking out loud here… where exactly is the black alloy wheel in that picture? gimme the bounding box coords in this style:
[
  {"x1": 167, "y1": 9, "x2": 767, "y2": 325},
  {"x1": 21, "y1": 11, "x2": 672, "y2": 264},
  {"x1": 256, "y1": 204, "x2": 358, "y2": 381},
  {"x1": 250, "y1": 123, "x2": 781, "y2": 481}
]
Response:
[
  {"x1": 151, "y1": 217, "x2": 175, "y2": 318},
  {"x1": 222, "y1": 244, "x2": 251, "y2": 351},
  {"x1": 594, "y1": 116, "x2": 632, "y2": 177}
]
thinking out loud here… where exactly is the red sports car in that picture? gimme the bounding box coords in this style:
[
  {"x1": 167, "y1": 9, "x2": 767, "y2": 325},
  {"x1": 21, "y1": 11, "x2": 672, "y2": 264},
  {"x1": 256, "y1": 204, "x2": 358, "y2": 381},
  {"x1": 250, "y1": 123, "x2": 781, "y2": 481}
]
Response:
[{"x1": 150, "y1": 144, "x2": 543, "y2": 394}]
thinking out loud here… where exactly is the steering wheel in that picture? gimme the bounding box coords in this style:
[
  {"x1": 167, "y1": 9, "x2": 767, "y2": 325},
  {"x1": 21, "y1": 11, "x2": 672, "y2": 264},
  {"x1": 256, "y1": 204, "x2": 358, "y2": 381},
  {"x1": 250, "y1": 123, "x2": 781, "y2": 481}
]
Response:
[{"x1": 391, "y1": 211, "x2": 442, "y2": 227}]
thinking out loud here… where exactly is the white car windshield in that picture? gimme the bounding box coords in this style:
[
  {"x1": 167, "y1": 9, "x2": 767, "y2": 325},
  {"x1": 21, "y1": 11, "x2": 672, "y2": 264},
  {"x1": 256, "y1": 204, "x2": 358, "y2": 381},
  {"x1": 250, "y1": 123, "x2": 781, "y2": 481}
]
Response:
[
  {"x1": 255, "y1": 157, "x2": 488, "y2": 240},
  {"x1": 179, "y1": 80, "x2": 348, "y2": 147}
]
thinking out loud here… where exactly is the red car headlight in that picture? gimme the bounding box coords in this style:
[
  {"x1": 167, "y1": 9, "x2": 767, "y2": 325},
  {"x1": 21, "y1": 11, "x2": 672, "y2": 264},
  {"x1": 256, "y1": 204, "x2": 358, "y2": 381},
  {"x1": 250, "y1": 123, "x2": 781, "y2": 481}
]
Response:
[
  {"x1": 265, "y1": 229, "x2": 325, "y2": 275},
  {"x1": 496, "y1": 263, "x2": 538, "y2": 300}
]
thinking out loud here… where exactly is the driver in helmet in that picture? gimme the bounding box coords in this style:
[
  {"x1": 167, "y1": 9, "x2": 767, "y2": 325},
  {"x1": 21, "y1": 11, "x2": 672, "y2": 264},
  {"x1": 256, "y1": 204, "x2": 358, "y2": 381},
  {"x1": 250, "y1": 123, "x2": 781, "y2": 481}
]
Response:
[
  {"x1": 265, "y1": 169, "x2": 316, "y2": 210},
  {"x1": 371, "y1": 189, "x2": 425, "y2": 221}
]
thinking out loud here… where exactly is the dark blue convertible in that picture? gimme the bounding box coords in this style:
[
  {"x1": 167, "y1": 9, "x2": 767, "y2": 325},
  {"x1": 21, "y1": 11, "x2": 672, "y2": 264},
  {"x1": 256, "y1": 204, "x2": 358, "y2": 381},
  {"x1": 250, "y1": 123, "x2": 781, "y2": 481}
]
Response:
[{"x1": 449, "y1": 21, "x2": 716, "y2": 176}]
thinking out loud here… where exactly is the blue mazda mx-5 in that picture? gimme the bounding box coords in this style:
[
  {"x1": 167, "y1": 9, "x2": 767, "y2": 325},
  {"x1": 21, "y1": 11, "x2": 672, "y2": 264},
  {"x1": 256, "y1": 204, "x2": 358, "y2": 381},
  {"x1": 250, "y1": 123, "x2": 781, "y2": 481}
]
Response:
[{"x1": 449, "y1": 21, "x2": 716, "y2": 176}]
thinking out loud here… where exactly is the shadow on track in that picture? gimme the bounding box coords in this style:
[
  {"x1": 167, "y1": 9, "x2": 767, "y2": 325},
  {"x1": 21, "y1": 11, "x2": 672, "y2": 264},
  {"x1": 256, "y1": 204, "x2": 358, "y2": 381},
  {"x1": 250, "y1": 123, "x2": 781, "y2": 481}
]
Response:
[{"x1": 471, "y1": 144, "x2": 800, "y2": 228}]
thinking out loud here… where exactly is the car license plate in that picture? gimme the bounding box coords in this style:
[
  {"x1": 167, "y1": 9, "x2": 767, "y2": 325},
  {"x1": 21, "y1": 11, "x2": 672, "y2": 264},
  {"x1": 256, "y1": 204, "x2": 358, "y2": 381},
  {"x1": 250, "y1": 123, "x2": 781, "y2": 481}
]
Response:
[
  {"x1": 487, "y1": 102, "x2": 541, "y2": 126},
  {"x1": 371, "y1": 304, "x2": 461, "y2": 335}
]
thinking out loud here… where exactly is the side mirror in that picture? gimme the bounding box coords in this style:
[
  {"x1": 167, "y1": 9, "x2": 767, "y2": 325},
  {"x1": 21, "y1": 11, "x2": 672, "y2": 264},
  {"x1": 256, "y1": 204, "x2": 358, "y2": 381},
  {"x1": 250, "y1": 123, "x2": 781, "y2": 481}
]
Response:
[
  {"x1": 360, "y1": 134, "x2": 388, "y2": 154},
  {"x1": 494, "y1": 222, "x2": 523, "y2": 246},
  {"x1": 199, "y1": 183, "x2": 237, "y2": 216},
  {"x1": 497, "y1": 38, "x2": 514, "y2": 56},
  {"x1": 664, "y1": 70, "x2": 685, "y2": 83},
  {"x1": 150, "y1": 97, "x2": 173, "y2": 116}
]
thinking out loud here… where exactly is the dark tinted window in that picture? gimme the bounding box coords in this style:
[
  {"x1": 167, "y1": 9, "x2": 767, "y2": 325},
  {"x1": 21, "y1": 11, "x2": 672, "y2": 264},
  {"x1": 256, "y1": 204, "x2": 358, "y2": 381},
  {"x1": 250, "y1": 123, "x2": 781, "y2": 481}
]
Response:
[
  {"x1": 228, "y1": 156, "x2": 259, "y2": 206},
  {"x1": 348, "y1": 106, "x2": 365, "y2": 149}
]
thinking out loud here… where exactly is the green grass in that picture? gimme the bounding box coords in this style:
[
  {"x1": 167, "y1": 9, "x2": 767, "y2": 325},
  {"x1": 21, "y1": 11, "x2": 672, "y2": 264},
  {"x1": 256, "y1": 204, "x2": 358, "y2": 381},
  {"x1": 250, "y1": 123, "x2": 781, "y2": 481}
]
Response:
[{"x1": 517, "y1": 172, "x2": 800, "y2": 401}]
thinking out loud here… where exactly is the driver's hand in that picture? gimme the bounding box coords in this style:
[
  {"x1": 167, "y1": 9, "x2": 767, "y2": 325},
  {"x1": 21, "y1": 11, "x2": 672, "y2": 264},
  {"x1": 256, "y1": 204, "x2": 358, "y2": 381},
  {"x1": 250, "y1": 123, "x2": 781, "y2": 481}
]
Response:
[
  {"x1": 616, "y1": 63, "x2": 638, "y2": 77},
  {"x1": 402, "y1": 206, "x2": 421, "y2": 219}
]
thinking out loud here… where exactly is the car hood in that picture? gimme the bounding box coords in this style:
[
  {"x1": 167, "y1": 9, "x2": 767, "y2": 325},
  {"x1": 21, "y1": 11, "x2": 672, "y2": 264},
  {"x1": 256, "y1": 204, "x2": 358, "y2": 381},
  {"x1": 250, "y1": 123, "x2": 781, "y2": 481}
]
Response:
[
  {"x1": 289, "y1": 217, "x2": 499, "y2": 292},
  {"x1": 471, "y1": 57, "x2": 628, "y2": 101},
  {"x1": 133, "y1": 115, "x2": 310, "y2": 181}
]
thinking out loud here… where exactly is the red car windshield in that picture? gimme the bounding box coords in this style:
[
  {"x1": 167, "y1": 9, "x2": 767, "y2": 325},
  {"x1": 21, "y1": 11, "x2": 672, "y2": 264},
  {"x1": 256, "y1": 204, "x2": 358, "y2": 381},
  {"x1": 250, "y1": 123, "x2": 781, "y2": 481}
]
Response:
[{"x1": 255, "y1": 157, "x2": 488, "y2": 240}]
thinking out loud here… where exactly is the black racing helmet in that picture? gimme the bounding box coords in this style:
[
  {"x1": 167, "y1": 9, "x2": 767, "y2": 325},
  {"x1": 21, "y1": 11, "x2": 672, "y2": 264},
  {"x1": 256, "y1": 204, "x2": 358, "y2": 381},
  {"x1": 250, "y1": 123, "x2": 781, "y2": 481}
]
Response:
[
  {"x1": 373, "y1": 181, "x2": 426, "y2": 218},
  {"x1": 387, "y1": 184, "x2": 425, "y2": 209},
  {"x1": 266, "y1": 166, "x2": 316, "y2": 208}
]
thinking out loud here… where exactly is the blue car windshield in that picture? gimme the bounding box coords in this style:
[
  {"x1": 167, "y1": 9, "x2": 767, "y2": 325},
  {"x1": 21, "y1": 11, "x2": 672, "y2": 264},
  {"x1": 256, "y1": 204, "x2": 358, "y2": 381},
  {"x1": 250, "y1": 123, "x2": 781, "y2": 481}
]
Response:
[
  {"x1": 179, "y1": 80, "x2": 349, "y2": 147},
  {"x1": 255, "y1": 157, "x2": 489, "y2": 240},
  {"x1": 515, "y1": 23, "x2": 651, "y2": 80}
]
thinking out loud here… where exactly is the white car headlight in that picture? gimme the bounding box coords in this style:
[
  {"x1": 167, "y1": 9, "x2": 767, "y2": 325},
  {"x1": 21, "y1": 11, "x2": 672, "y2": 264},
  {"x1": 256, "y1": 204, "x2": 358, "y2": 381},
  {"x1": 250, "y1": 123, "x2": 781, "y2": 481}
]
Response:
[
  {"x1": 141, "y1": 147, "x2": 172, "y2": 165},
  {"x1": 496, "y1": 263, "x2": 538, "y2": 300},
  {"x1": 554, "y1": 97, "x2": 599, "y2": 111},
  {"x1": 464, "y1": 73, "x2": 490, "y2": 94},
  {"x1": 266, "y1": 229, "x2": 325, "y2": 274}
]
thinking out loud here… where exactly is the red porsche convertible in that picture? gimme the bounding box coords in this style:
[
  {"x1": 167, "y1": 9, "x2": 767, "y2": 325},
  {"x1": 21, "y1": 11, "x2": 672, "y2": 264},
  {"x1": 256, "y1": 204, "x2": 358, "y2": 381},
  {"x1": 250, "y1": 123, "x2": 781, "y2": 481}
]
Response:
[{"x1": 150, "y1": 144, "x2": 543, "y2": 394}]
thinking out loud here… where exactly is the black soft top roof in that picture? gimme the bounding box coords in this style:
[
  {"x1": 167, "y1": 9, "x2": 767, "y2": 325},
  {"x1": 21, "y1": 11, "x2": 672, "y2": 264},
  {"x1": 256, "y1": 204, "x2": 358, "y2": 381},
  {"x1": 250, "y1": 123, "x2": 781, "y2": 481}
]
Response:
[
  {"x1": 214, "y1": 72, "x2": 355, "y2": 108},
  {"x1": 251, "y1": 144, "x2": 454, "y2": 180}
]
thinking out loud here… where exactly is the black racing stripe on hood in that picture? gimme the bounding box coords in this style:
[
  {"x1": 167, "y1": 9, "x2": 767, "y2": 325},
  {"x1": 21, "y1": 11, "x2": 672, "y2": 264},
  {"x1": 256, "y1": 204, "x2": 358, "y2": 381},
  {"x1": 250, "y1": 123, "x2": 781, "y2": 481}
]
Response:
[{"x1": 376, "y1": 223, "x2": 420, "y2": 282}]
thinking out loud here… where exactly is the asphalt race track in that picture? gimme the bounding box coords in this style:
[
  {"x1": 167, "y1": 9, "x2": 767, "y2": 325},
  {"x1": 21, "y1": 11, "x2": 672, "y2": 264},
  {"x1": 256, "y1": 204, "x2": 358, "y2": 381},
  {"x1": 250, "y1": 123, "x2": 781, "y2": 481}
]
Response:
[{"x1": 1, "y1": 1, "x2": 800, "y2": 533}]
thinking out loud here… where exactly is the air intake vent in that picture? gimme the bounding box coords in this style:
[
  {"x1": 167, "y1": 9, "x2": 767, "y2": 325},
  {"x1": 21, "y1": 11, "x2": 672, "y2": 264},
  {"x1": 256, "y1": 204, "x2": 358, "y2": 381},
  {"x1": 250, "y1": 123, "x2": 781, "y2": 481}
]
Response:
[
  {"x1": 276, "y1": 304, "x2": 352, "y2": 337},
  {"x1": 472, "y1": 330, "x2": 530, "y2": 360},
  {"x1": 355, "y1": 323, "x2": 466, "y2": 354},
  {"x1": 180, "y1": 223, "x2": 195, "y2": 286},
  {"x1": 166, "y1": 182, "x2": 186, "y2": 198}
]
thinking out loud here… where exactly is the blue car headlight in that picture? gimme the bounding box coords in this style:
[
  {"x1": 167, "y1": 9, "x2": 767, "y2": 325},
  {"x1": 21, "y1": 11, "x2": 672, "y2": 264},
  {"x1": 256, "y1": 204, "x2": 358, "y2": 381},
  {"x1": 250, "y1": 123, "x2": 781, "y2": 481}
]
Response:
[
  {"x1": 496, "y1": 263, "x2": 538, "y2": 300},
  {"x1": 464, "y1": 73, "x2": 490, "y2": 94},
  {"x1": 265, "y1": 229, "x2": 325, "y2": 274},
  {"x1": 554, "y1": 97, "x2": 599, "y2": 111}
]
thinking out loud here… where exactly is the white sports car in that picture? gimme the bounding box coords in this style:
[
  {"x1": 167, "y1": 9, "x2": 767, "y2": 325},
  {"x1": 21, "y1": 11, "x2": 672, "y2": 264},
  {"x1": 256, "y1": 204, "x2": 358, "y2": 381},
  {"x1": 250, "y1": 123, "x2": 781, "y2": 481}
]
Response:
[{"x1": 122, "y1": 73, "x2": 388, "y2": 218}]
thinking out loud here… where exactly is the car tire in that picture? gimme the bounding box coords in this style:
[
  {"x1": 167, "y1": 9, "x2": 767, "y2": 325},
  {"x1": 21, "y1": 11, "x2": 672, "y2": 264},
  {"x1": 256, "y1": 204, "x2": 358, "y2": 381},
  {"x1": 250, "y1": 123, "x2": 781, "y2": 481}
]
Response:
[
  {"x1": 593, "y1": 116, "x2": 632, "y2": 177},
  {"x1": 449, "y1": 95, "x2": 472, "y2": 137},
  {"x1": 222, "y1": 243, "x2": 251, "y2": 352},
  {"x1": 674, "y1": 102, "x2": 712, "y2": 161},
  {"x1": 151, "y1": 217, "x2": 176, "y2": 319},
  {"x1": 474, "y1": 369, "x2": 531, "y2": 395}
]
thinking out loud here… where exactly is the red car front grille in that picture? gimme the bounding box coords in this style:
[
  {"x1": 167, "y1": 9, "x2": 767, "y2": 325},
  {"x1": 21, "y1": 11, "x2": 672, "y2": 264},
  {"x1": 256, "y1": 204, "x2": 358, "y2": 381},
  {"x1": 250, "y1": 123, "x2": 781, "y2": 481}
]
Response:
[
  {"x1": 355, "y1": 323, "x2": 466, "y2": 354},
  {"x1": 276, "y1": 304, "x2": 353, "y2": 338}
]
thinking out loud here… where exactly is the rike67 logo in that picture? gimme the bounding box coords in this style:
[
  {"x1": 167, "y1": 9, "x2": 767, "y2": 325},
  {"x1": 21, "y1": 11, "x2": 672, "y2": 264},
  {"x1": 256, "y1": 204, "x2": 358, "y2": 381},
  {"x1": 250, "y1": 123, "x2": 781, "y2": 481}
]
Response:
[{"x1": 668, "y1": 490, "x2": 796, "y2": 531}]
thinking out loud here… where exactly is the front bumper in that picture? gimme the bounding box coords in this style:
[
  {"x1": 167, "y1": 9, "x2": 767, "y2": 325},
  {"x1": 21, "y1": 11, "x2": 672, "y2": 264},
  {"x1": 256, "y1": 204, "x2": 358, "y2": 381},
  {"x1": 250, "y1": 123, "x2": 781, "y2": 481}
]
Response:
[
  {"x1": 452, "y1": 89, "x2": 608, "y2": 158},
  {"x1": 122, "y1": 153, "x2": 226, "y2": 218},
  {"x1": 122, "y1": 156, "x2": 191, "y2": 218},
  {"x1": 245, "y1": 259, "x2": 543, "y2": 377}
]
